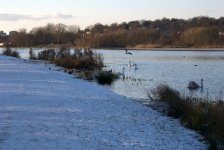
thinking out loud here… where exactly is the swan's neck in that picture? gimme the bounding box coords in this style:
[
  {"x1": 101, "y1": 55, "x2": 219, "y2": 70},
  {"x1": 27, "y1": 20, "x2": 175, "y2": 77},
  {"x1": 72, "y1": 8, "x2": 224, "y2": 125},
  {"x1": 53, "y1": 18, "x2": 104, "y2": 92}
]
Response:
[{"x1": 201, "y1": 79, "x2": 203, "y2": 89}]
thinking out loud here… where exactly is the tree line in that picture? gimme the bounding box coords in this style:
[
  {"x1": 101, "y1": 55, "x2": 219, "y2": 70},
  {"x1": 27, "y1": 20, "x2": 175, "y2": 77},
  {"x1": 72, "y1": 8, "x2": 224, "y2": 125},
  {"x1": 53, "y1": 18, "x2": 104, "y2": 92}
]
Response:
[{"x1": 3, "y1": 16, "x2": 224, "y2": 48}]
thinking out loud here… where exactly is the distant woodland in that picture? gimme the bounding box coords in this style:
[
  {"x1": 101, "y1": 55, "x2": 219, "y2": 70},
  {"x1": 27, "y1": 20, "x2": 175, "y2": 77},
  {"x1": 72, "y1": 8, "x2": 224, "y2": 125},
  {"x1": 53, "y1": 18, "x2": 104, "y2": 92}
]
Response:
[{"x1": 1, "y1": 16, "x2": 224, "y2": 48}]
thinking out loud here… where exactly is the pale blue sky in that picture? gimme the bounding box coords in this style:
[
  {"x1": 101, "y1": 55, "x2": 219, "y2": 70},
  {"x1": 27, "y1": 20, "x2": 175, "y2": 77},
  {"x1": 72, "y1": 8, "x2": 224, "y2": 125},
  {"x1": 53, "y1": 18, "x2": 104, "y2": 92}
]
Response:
[{"x1": 0, "y1": 0, "x2": 223, "y2": 32}]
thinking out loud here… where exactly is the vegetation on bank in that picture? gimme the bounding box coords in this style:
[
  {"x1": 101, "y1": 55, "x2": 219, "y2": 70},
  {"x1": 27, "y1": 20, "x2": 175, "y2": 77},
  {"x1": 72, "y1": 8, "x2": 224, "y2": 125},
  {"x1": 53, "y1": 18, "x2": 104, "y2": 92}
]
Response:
[
  {"x1": 94, "y1": 70, "x2": 119, "y2": 85},
  {"x1": 31, "y1": 47, "x2": 103, "y2": 70},
  {"x1": 1, "y1": 16, "x2": 224, "y2": 48},
  {"x1": 148, "y1": 84, "x2": 224, "y2": 150},
  {"x1": 0, "y1": 45, "x2": 119, "y2": 84},
  {"x1": 28, "y1": 47, "x2": 118, "y2": 84},
  {"x1": 2, "y1": 46, "x2": 20, "y2": 58}
]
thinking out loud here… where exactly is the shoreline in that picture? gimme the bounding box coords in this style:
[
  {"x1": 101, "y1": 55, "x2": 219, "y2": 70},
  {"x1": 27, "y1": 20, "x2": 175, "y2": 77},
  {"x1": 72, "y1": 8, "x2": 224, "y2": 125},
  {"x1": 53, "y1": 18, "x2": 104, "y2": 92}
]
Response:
[
  {"x1": 1, "y1": 46, "x2": 224, "y2": 52},
  {"x1": 96, "y1": 47, "x2": 224, "y2": 51},
  {"x1": 0, "y1": 55, "x2": 207, "y2": 149}
]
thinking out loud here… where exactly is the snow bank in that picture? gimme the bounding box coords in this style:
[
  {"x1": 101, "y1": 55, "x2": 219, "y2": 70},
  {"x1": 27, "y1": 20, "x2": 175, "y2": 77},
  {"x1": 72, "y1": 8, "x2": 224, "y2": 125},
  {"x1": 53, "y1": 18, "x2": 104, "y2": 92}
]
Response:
[{"x1": 0, "y1": 56, "x2": 207, "y2": 150}]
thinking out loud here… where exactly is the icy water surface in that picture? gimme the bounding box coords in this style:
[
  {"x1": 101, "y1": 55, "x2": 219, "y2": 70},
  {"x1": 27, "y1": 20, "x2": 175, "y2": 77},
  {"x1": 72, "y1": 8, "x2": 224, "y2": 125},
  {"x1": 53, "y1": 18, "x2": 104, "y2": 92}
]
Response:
[
  {"x1": 1, "y1": 48, "x2": 224, "y2": 100},
  {"x1": 97, "y1": 49, "x2": 224, "y2": 100}
]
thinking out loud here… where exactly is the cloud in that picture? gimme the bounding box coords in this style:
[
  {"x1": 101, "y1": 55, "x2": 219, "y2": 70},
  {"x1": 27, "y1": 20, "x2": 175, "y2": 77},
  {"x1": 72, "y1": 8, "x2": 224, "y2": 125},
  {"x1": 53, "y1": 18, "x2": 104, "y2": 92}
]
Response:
[
  {"x1": 0, "y1": 13, "x2": 31, "y2": 21},
  {"x1": 0, "y1": 13, "x2": 74, "y2": 21},
  {"x1": 56, "y1": 13, "x2": 73, "y2": 19}
]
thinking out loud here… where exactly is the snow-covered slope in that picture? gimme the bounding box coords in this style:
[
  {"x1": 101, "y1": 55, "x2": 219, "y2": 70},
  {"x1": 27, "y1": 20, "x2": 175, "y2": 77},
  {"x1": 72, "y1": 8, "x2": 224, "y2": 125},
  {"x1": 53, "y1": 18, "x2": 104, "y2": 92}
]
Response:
[{"x1": 0, "y1": 56, "x2": 207, "y2": 150}]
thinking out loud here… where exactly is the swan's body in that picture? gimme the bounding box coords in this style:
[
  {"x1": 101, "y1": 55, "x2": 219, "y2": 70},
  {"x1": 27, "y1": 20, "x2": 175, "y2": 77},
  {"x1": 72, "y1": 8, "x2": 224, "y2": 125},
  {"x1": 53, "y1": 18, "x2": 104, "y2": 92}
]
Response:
[
  {"x1": 128, "y1": 61, "x2": 135, "y2": 67},
  {"x1": 187, "y1": 79, "x2": 203, "y2": 90}
]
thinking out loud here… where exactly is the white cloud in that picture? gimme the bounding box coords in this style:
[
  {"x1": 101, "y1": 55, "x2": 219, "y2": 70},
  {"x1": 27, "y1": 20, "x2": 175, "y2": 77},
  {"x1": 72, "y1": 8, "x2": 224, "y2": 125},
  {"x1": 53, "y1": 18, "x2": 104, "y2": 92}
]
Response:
[
  {"x1": 56, "y1": 13, "x2": 73, "y2": 19},
  {"x1": 0, "y1": 13, "x2": 74, "y2": 21}
]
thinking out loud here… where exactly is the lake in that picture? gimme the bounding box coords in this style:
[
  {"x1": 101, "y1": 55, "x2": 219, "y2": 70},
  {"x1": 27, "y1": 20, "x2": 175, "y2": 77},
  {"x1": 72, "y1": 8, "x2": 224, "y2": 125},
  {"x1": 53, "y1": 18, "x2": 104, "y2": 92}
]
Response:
[{"x1": 1, "y1": 48, "x2": 224, "y2": 101}]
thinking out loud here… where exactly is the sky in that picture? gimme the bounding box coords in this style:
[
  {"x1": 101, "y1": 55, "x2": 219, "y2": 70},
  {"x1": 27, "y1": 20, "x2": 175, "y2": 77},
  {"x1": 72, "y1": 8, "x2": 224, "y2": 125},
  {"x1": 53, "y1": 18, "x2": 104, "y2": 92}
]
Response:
[{"x1": 0, "y1": 0, "x2": 224, "y2": 33}]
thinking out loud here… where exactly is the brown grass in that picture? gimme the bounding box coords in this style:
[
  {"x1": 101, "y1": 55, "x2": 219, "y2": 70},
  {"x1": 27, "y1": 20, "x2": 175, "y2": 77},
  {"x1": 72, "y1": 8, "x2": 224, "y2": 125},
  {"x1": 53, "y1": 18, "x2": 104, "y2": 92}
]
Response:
[
  {"x1": 148, "y1": 84, "x2": 224, "y2": 149},
  {"x1": 133, "y1": 43, "x2": 162, "y2": 48},
  {"x1": 35, "y1": 48, "x2": 103, "y2": 71}
]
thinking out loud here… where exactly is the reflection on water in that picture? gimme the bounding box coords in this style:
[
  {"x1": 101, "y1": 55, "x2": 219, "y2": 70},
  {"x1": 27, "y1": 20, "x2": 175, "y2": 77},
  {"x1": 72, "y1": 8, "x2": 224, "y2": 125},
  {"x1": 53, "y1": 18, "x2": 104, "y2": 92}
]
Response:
[{"x1": 1, "y1": 48, "x2": 224, "y2": 100}]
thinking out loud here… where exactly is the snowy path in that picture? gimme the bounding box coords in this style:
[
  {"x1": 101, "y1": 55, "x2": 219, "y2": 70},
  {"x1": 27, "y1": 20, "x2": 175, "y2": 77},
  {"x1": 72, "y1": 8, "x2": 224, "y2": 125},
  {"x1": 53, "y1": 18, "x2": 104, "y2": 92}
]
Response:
[{"x1": 0, "y1": 56, "x2": 207, "y2": 150}]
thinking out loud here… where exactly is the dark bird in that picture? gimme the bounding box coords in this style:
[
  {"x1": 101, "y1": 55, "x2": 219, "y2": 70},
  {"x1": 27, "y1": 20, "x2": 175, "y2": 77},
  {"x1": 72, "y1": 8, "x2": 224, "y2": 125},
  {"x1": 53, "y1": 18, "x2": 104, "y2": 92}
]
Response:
[
  {"x1": 126, "y1": 52, "x2": 132, "y2": 55},
  {"x1": 68, "y1": 70, "x2": 73, "y2": 74},
  {"x1": 125, "y1": 48, "x2": 132, "y2": 55},
  {"x1": 187, "y1": 78, "x2": 203, "y2": 90}
]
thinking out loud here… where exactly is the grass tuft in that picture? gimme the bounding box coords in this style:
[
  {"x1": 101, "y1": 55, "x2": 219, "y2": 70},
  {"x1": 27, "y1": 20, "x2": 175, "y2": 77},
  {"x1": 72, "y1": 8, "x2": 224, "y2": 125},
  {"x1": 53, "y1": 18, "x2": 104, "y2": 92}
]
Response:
[
  {"x1": 94, "y1": 70, "x2": 119, "y2": 85},
  {"x1": 148, "y1": 84, "x2": 224, "y2": 149}
]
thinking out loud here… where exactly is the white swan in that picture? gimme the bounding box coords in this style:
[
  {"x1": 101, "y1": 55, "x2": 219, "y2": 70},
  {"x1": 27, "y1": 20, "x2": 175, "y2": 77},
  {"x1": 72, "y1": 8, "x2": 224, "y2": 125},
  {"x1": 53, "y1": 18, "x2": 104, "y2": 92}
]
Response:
[{"x1": 187, "y1": 79, "x2": 203, "y2": 90}]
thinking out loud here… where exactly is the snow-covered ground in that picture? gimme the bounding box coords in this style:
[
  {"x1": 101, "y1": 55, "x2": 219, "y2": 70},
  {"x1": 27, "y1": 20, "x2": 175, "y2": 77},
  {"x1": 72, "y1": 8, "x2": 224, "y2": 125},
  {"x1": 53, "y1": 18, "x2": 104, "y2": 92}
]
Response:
[{"x1": 0, "y1": 55, "x2": 207, "y2": 150}]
